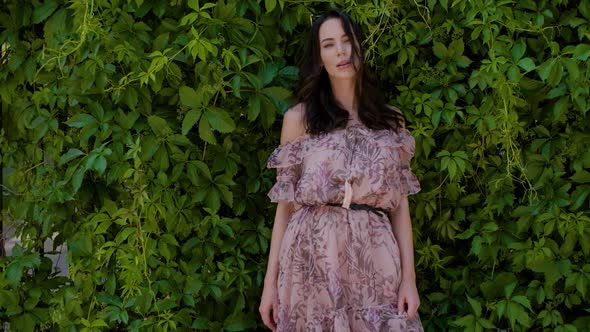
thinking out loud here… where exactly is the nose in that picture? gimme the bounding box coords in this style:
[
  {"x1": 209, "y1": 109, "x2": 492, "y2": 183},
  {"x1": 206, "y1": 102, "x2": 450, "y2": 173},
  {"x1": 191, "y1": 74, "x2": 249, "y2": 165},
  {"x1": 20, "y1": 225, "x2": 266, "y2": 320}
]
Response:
[{"x1": 336, "y1": 42, "x2": 345, "y2": 55}]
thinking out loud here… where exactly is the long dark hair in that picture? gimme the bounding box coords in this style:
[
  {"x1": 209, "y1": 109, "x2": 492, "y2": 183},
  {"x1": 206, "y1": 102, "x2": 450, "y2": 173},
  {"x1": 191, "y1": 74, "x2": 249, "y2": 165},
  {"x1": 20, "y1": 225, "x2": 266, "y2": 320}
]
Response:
[{"x1": 295, "y1": 8, "x2": 405, "y2": 135}]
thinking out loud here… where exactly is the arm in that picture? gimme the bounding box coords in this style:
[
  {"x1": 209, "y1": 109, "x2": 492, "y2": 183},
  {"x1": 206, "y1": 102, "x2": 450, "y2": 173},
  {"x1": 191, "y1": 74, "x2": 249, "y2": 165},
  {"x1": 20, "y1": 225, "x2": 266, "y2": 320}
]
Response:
[
  {"x1": 386, "y1": 105, "x2": 420, "y2": 319},
  {"x1": 263, "y1": 201, "x2": 294, "y2": 286},
  {"x1": 263, "y1": 104, "x2": 306, "y2": 284},
  {"x1": 389, "y1": 196, "x2": 420, "y2": 320},
  {"x1": 260, "y1": 104, "x2": 306, "y2": 330}
]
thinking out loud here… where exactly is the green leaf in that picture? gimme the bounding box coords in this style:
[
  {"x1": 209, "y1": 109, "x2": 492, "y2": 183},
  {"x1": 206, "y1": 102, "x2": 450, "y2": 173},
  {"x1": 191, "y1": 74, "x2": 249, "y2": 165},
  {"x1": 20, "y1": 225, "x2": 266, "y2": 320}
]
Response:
[
  {"x1": 180, "y1": 12, "x2": 199, "y2": 26},
  {"x1": 139, "y1": 137, "x2": 160, "y2": 161},
  {"x1": 185, "y1": 276, "x2": 203, "y2": 295},
  {"x1": 547, "y1": 61, "x2": 563, "y2": 86},
  {"x1": 552, "y1": 97, "x2": 569, "y2": 119},
  {"x1": 90, "y1": 319, "x2": 109, "y2": 328},
  {"x1": 459, "y1": 193, "x2": 480, "y2": 206},
  {"x1": 179, "y1": 86, "x2": 201, "y2": 109},
  {"x1": 58, "y1": 149, "x2": 86, "y2": 166},
  {"x1": 572, "y1": 170, "x2": 590, "y2": 183},
  {"x1": 33, "y1": 0, "x2": 58, "y2": 24},
  {"x1": 537, "y1": 59, "x2": 555, "y2": 81},
  {"x1": 259, "y1": 63, "x2": 279, "y2": 86},
  {"x1": 573, "y1": 44, "x2": 590, "y2": 61},
  {"x1": 65, "y1": 114, "x2": 97, "y2": 128},
  {"x1": 189, "y1": 160, "x2": 212, "y2": 181},
  {"x1": 12, "y1": 313, "x2": 36, "y2": 332},
  {"x1": 219, "y1": 223, "x2": 235, "y2": 238},
  {"x1": 205, "y1": 188, "x2": 221, "y2": 212},
  {"x1": 218, "y1": 184, "x2": 233, "y2": 207},
  {"x1": 264, "y1": 0, "x2": 276, "y2": 12},
  {"x1": 116, "y1": 227, "x2": 136, "y2": 244},
  {"x1": 547, "y1": 84, "x2": 566, "y2": 99},
  {"x1": 248, "y1": 94, "x2": 261, "y2": 121},
  {"x1": 205, "y1": 108, "x2": 236, "y2": 133},
  {"x1": 447, "y1": 160, "x2": 457, "y2": 178},
  {"x1": 69, "y1": 235, "x2": 93, "y2": 256},
  {"x1": 504, "y1": 281, "x2": 517, "y2": 298},
  {"x1": 148, "y1": 115, "x2": 173, "y2": 137},
  {"x1": 512, "y1": 295, "x2": 532, "y2": 310},
  {"x1": 224, "y1": 313, "x2": 256, "y2": 331},
  {"x1": 562, "y1": 58, "x2": 580, "y2": 80},
  {"x1": 93, "y1": 156, "x2": 107, "y2": 175},
  {"x1": 467, "y1": 295, "x2": 482, "y2": 317},
  {"x1": 72, "y1": 167, "x2": 87, "y2": 193},
  {"x1": 199, "y1": 117, "x2": 216, "y2": 144},
  {"x1": 454, "y1": 314, "x2": 476, "y2": 328},
  {"x1": 479, "y1": 318, "x2": 495, "y2": 329},
  {"x1": 231, "y1": 75, "x2": 241, "y2": 98},
  {"x1": 116, "y1": 110, "x2": 140, "y2": 130},
  {"x1": 571, "y1": 185, "x2": 590, "y2": 210},
  {"x1": 187, "y1": 0, "x2": 199, "y2": 11},
  {"x1": 261, "y1": 86, "x2": 292, "y2": 104},
  {"x1": 279, "y1": 66, "x2": 298, "y2": 81},
  {"x1": 95, "y1": 220, "x2": 112, "y2": 234},
  {"x1": 512, "y1": 40, "x2": 526, "y2": 61},
  {"x1": 182, "y1": 109, "x2": 202, "y2": 135},
  {"x1": 517, "y1": 58, "x2": 536, "y2": 72},
  {"x1": 449, "y1": 39, "x2": 464, "y2": 57},
  {"x1": 506, "y1": 301, "x2": 530, "y2": 328},
  {"x1": 124, "y1": 87, "x2": 138, "y2": 110},
  {"x1": 153, "y1": 145, "x2": 169, "y2": 171},
  {"x1": 581, "y1": 0, "x2": 590, "y2": 19},
  {"x1": 433, "y1": 42, "x2": 447, "y2": 59},
  {"x1": 209, "y1": 285, "x2": 222, "y2": 300}
]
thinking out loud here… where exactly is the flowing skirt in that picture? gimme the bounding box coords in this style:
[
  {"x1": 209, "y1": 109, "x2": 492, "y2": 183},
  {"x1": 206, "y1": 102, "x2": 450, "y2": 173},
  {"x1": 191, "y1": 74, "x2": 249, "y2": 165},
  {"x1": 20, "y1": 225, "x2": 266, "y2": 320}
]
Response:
[{"x1": 276, "y1": 206, "x2": 424, "y2": 332}]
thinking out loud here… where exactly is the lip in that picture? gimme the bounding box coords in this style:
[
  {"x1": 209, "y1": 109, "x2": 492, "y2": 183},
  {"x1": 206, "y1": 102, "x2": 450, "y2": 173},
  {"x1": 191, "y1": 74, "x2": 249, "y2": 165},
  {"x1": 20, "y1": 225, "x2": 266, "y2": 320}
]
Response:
[{"x1": 337, "y1": 60, "x2": 352, "y2": 68}]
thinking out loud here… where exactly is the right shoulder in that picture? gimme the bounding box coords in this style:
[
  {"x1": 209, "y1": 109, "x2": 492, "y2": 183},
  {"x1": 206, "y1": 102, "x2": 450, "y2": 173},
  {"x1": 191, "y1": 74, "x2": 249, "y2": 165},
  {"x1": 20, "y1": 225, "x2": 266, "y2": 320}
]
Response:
[{"x1": 280, "y1": 103, "x2": 306, "y2": 144}]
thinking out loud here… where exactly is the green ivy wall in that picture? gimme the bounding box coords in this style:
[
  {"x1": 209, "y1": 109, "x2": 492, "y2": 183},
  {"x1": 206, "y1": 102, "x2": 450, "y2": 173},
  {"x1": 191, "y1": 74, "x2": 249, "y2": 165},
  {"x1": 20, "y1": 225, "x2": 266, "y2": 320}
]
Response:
[{"x1": 1, "y1": 0, "x2": 589, "y2": 331}]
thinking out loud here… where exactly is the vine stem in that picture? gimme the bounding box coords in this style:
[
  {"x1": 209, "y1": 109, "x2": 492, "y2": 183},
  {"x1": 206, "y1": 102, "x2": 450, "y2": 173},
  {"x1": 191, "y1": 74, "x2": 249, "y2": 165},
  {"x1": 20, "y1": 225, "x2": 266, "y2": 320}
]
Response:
[
  {"x1": 35, "y1": 0, "x2": 98, "y2": 82},
  {"x1": 25, "y1": 162, "x2": 45, "y2": 173},
  {"x1": 410, "y1": 0, "x2": 432, "y2": 30}
]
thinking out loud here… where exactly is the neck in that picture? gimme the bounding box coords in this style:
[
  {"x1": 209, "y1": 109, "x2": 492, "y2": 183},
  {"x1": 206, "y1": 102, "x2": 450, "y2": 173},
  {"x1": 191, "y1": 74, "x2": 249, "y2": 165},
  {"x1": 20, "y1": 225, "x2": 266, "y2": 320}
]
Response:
[{"x1": 330, "y1": 77, "x2": 357, "y2": 116}]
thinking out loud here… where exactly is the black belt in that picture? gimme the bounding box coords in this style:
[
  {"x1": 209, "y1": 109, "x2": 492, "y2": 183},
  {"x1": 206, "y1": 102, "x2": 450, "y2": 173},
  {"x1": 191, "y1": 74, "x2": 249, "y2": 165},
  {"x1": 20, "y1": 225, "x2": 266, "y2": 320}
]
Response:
[{"x1": 326, "y1": 203, "x2": 389, "y2": 218}]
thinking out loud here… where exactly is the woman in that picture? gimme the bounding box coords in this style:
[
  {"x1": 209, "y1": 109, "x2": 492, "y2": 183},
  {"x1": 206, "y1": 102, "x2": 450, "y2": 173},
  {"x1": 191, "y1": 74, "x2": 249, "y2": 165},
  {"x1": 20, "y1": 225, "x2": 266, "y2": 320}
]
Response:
[{"x1": 260, "y1": 8, "x2": 423, "y2": 331}]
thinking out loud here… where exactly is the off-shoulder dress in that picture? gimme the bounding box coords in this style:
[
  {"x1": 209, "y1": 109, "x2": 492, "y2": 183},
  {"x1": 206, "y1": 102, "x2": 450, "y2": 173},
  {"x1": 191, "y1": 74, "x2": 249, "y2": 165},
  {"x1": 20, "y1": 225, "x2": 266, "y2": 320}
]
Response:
[{"x1": 267, "y1": 123, "x2": 423, "y2": 332}]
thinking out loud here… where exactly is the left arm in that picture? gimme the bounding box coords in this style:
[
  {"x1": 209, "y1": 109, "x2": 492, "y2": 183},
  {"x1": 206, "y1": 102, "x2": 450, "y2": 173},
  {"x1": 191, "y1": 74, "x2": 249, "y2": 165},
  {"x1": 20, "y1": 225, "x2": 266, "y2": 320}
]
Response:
[{"x1": 389, "y1": 196, "x2": 420, "y2": 320}]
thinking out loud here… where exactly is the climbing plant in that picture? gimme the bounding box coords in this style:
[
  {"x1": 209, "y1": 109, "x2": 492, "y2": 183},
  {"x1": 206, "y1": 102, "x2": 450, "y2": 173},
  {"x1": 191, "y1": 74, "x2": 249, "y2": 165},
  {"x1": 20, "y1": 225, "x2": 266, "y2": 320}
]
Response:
[{"x1": 0, "y1": 0, "x2": 589, "y2": 331}]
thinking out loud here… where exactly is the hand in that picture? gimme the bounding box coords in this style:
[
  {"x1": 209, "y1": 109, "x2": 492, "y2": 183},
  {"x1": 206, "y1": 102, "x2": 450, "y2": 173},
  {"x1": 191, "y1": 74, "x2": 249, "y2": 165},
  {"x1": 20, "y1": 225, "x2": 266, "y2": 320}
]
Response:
[
  {"x1": 397, "y1": 278, "x2": 420, "y2": 320},
  {"x1": 259, "y1": 281, "x2": 279, "y2": 331}
]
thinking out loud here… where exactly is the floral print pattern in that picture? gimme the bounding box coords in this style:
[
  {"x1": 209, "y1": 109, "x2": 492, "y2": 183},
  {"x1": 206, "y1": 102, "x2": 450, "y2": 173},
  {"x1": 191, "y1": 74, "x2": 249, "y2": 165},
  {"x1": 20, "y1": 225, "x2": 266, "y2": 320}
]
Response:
[{"x1": 267, "y1": 124, "x2": 422, "y2": 331}]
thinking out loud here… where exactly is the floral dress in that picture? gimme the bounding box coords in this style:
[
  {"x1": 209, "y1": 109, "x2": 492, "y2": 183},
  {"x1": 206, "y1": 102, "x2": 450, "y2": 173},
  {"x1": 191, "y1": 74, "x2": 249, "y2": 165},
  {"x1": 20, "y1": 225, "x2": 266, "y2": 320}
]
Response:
[{"x1": 267, "y1": 123, "x2": 423, "y2": 332}]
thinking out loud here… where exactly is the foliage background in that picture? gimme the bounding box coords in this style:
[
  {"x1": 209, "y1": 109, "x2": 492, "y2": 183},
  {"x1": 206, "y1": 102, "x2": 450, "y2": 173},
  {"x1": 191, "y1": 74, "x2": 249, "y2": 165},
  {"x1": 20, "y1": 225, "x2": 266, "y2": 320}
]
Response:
[{"x1": 1, "y1": 0, "x2": 590, "y2": 331}]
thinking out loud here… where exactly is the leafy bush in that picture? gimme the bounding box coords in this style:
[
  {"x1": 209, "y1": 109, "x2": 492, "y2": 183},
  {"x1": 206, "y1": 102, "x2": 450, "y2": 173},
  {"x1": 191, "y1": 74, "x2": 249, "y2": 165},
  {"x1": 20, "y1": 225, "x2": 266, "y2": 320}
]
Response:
[{"x1": 1, "y1": 0, "x2": 589, "y2": 331}]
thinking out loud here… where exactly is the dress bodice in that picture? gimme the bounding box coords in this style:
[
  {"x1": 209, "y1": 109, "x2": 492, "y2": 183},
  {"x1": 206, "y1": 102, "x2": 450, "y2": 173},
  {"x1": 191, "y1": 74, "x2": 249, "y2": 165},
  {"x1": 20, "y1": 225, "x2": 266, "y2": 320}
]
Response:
[{"x1": 267, "y1": 124, "x2": 420, "y2": 211}]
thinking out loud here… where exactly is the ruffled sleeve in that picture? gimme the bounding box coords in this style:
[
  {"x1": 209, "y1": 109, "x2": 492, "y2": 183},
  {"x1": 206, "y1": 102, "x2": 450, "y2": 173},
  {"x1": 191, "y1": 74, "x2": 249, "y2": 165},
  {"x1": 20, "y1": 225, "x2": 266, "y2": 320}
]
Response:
[
  {"x1": 266, "y1": 139, "x2": 304, "y2": 203},
  {"x1": 397, "y1": 129, "x2": 421, "y2": 196}
]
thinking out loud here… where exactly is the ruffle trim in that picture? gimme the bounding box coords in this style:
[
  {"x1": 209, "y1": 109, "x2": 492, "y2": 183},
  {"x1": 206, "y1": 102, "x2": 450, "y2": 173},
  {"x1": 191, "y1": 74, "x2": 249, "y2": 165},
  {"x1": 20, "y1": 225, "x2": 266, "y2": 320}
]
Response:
[
  {"x1": 268, "y1": 178, "x2": 296, "y2": 202},
  {"x1": 304, "y1": 303, "x2": 423, "y2": 332},
  {"x1": 267, "y1": 127, "x2": 416, "y2": 169},
  {"x1": 401, "y1": 168, "x2": 421, "y2": 196}
]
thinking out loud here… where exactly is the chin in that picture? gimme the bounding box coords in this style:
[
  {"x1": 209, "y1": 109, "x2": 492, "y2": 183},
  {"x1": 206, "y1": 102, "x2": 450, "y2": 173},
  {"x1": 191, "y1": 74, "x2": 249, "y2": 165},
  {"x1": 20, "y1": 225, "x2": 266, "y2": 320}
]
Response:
[{"x1": 329, "y1": 72, "x2": 357, "y2": 80}]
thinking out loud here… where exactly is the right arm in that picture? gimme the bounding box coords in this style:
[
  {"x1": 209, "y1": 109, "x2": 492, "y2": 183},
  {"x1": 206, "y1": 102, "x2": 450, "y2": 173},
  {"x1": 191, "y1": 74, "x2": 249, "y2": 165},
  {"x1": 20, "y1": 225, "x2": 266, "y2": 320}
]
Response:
[{"x1": 260, "y1": 104, "x2": 306, "y2": 330}]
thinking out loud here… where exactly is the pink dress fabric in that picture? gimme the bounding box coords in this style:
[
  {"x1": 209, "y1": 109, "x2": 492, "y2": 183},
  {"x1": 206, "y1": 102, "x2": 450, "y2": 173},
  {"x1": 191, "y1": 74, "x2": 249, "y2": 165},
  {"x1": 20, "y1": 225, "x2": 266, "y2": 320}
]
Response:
[{"x1": 267, "y1": 123, "x2": 423, "y2": 332}]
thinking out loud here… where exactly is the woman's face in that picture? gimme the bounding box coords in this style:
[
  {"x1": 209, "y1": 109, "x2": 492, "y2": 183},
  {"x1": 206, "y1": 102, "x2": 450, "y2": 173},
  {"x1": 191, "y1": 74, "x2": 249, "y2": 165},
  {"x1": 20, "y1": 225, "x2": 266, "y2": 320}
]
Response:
[{"x1": 318, "y1": 18, "x2": 358, "y2": 81}]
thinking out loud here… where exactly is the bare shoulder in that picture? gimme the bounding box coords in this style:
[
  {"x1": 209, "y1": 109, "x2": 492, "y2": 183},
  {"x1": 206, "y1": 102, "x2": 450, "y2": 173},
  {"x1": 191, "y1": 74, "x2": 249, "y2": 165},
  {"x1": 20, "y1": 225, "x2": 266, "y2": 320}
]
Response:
[
  {"x1": 280, "y1": 103, "x2": 306, "y2": 144},
  {"x1": 386, "y1": 104, "x2": 406, "y2": 129}
]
